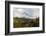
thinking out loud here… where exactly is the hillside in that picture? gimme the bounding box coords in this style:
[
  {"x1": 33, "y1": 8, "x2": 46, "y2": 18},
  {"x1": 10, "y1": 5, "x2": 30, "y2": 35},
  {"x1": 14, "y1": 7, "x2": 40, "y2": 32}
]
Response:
[{"x1": 13, "y1": 17, "x2": 39, "y2": 28}]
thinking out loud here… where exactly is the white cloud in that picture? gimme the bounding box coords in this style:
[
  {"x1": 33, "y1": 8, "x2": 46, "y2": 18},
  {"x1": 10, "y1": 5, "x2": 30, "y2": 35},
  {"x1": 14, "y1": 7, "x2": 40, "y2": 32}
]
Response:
[
  {"x1": 13, "y1": 8, "x2": 24, "y2": 17},
  {"x1": 13, "y1": 8, "x2": 39, "y2": 18}
]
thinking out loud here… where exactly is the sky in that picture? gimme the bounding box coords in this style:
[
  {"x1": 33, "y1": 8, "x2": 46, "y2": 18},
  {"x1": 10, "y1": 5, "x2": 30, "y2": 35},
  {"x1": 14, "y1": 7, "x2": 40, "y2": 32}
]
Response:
[{"x1": 13, "y1": 8, "x2": 39, "y2": 18}]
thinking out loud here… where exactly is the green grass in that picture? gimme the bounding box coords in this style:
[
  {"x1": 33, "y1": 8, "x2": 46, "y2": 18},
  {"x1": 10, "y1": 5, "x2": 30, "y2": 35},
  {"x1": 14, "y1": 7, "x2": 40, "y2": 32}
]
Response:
[{"x1": 13, "y1": 17, "x2": 39, "y2": 28}]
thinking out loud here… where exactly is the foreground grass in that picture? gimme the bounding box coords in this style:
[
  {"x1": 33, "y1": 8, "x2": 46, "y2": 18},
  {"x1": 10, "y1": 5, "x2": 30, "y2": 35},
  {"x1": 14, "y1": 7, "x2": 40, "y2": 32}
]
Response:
[{"x1": 13, "y1": 17, "x2": 39, "y2": 28}]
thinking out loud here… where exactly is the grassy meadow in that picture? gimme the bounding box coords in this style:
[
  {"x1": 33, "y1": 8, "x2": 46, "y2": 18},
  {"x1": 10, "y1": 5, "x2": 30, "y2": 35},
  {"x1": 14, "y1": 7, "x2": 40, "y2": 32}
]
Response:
[{"x1": 13, "y1": 17, "x2": 39, "y2": 28}]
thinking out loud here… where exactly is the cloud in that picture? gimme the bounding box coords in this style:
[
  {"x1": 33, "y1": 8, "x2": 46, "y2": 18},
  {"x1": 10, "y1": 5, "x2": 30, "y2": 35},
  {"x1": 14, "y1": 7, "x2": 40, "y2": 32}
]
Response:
[{"x1": 13, "y1": 8, "x2": 39, "y2": 18}]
